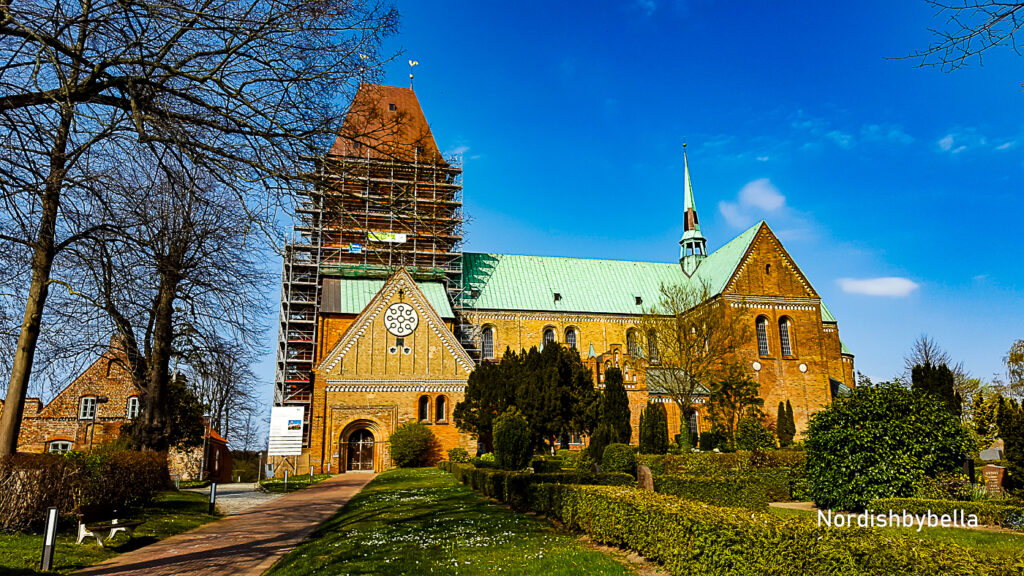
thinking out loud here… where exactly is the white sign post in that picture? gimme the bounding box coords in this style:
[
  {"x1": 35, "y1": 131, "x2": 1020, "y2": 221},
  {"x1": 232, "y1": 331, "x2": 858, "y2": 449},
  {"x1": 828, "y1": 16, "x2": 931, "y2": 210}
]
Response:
[{"x1": 268, "y1": 406, "x2": 304, "y2": 459}]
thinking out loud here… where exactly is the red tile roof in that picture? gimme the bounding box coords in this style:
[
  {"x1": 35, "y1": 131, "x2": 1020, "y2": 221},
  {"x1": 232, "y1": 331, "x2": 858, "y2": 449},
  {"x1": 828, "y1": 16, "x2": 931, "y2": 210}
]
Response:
[{"x1": 328, "y1": 84, "x2": 444, "y2": 163}]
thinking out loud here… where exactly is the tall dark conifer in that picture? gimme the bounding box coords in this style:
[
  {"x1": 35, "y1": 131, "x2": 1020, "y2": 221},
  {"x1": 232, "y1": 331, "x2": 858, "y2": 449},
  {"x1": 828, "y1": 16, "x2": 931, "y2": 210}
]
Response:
[{"x1": 603, "y1": 368, "x2": 632, "y2": 444}]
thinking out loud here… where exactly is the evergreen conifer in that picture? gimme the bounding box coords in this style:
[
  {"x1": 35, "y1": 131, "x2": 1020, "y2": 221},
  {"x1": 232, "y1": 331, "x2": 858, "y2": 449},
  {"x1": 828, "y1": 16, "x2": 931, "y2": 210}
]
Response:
[{"x1": 603, "y1": 368, "x2": 632, "y2": 444}]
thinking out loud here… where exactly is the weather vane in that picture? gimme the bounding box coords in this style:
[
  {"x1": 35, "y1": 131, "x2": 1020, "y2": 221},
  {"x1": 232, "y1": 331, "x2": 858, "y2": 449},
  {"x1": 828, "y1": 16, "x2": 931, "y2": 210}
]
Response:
[{"x1": 409, "y1": 60, "x2": 419, "y2": 89}]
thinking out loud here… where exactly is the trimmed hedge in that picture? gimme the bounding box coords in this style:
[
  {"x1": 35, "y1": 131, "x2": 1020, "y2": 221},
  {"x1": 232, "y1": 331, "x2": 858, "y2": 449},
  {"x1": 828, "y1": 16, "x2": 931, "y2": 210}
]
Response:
[
  {"x1": 868, "y1": 497, "x2": 1024, "y2": 531},
  {"x1": 530, "y1": 484, "x2": 1023, "y2": 576},
  {"x1": 640, "y1": 451, "x2": 806, "y2": 502},
  {"x1": 653, "y1": 473, "x2": 770, "y2": 510},
  {"x1": 437, "y1": 461, "x2": 634, "y2": 510},
  {"x1": 0, "y1": 451, "x2": 169, "y2": 533}
]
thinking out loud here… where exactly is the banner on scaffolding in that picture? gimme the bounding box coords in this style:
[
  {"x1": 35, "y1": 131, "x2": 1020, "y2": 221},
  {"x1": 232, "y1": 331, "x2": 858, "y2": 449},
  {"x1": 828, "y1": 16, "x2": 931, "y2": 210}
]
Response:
[
  {"x1": 268, "y1": 406, "x2": 304, "y2": 456},
  {"x1": 368, "y1": 232, "x2": 407, "y2": 243}
]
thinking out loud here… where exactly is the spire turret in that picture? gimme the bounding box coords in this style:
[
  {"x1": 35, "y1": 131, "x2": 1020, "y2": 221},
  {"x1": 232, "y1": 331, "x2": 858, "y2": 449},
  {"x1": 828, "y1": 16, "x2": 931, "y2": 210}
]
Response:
[{"x1": 679, "y1": 145, "x2": 708, "y2": 276}]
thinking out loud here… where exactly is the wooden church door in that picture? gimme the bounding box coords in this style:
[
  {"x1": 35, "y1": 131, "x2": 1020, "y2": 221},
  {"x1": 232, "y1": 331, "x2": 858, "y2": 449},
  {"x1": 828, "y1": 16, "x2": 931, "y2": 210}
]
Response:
[{"x1": 347, "y1": 429, "x2": 374, "y2": 471}]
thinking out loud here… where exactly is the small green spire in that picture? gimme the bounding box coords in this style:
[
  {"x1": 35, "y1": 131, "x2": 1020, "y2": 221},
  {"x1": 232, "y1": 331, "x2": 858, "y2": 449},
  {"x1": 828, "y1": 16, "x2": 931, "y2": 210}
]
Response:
[{"x1": 679, "y1": 144, "x2": 708, "y2": 275}]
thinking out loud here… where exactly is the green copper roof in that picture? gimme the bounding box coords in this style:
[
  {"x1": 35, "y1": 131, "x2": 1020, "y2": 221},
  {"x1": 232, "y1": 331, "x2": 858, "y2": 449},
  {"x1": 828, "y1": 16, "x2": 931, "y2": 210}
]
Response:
[
  {"x1": 840, "y1": 339, "x2": 852, "y2": 355},
  {"x1": 462, "y1": 222, "x2": 761, "y2": 315},
  {"x1": 820, "y1": 301, "x2": 837, "y2": 323},
  {"x1": 323, "y1": 278, "x2": 454, "y2": 318},
  {"x1": 680, "y1": 149, "x2": 706, "y2": 243}
]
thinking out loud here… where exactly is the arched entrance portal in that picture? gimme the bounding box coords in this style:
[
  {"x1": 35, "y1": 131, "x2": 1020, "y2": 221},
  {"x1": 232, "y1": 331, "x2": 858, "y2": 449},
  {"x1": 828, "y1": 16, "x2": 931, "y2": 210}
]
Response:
[{"x1": 347, "y1": 429, "x2": 375, "y2": 471}]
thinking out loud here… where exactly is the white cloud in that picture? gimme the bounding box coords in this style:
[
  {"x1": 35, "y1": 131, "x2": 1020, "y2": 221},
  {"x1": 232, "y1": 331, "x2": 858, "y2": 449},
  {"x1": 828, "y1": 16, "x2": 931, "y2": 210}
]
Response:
[
  {"x1": 861, "y1": 124, "x2": 914, "y2": 145},
  {"x1": 446, "y1": 144, "x2": 470, "y2": 156},
  {"x1": 826, "y1": 130, "x2": 854, "y2": 149},
  {"x1": 756, "y1": 156, "x2": 770, "y2": 162},
  {"x1": 938, "y1": 134, "x2": 954, "y2": 151},
  {"x1": 837, "y1": 277, "x2": 919, "y2": 297},
  {"x1": 719, "y1": 178, "x2": 785, "y2": 228},
  {"x1": 996, "y1": 141, "x2": 1016, "y2": 151}
]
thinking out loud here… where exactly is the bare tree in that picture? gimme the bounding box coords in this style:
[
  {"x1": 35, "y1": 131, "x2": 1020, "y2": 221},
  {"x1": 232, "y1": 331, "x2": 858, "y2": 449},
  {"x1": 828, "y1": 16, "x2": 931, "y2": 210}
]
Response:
[
  {"x1": 909, "y1": 1, "x2": 1024, "y2": 71},
  {"x1": 184, "y1": 337, "x2": 262, "y2": 441},
  {"x1": 52, "y1": 149, "x2": 270, "y2": 450},
  {"x1": 638, "y1": 282, "x2": 752, "y2": 447},
  {"x1": 902, "y1": 333, "x2": 979, "y2": 409},
  {"x1": 0, "y1": 0, "x2": 398, "y2": 454}
]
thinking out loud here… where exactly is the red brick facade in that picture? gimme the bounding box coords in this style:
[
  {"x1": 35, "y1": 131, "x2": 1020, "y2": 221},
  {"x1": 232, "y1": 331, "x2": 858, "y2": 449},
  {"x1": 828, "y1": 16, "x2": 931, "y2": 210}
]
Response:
[{"x1": 0, "y1": 341, "x2": 140, "y2": 454}]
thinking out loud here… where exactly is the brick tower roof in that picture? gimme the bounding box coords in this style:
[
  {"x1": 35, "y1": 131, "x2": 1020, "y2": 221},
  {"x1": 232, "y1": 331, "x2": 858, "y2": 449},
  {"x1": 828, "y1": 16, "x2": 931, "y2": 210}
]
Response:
[{"x1": 328, "y1": 83, "x2": 444, "y2": 163}]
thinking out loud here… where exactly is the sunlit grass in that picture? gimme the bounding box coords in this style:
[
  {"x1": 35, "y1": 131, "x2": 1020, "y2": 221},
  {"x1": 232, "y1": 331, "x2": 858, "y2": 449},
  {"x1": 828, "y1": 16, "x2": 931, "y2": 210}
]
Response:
[
  {"x1": 266, "y1": 468, "x2": 637, "y2": 575},
  {"x1": 0, "y1": 491, "x2": 218, "y2": 575}
]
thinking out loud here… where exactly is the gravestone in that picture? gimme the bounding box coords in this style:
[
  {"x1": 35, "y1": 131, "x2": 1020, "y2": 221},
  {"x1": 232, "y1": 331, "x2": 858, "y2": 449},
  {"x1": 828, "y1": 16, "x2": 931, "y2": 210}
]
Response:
[
  {"x1": 979, "y1": 448, "x2": 1004, "y2": 461},
  {"x1": 637, "y1": 465, "x2": 654, "y2": 491},
  {"x1": 981, "y1": 464, "x2": 1006, "y2": 496}
]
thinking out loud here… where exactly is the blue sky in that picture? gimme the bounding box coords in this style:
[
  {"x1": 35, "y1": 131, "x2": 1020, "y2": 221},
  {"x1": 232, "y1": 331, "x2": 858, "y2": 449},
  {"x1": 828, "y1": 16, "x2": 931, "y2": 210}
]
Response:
[{"x1": 252, "y1": 1, "x2": 1024, "y2": 408}]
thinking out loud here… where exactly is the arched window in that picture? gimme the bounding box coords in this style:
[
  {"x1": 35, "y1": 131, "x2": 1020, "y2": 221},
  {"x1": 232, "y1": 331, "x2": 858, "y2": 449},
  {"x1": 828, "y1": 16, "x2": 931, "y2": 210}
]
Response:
[
  {"x1": 755, "y1": 316, "x2": 770, "y2": 356},
  {"x1": 647, "y1": 330, "x2": 659, "y2": 363},
  {"x1": 543, "y1": 327, "x2": 555, "y2": 346},
  {"x1": 688, "y1": 412, "x2": 700, "y2": 436},
  {"x1": 565, "y1": 327, "x2": 577, "y2": 350},
  {"x1": 626, "y1": 329, "x2": 641, "y2": 356},
  {"x1": 79, "y1": 396, "x2": 97, "y2": 420},
  {"x1": 481, "y1": 326, "x2": 495, "y2": 359},
  {"x1": 613, "y1": 351, "x2": 619, "y2": 367},
  {"x1": 779, "y1": 317, "x2": 794, "y2": 357},
  {"x1": 623, "y1": 363, "x2": 630, "y2": 383},
  {"x1": 435, "y1": 396, "x2": 447, "y2": 423},
  {"x1": 126, "y1": 396, "x2": 140, "y2": 419},
  {"x1": 418, "y1": 396, "x2": 430, "y2": 422}
]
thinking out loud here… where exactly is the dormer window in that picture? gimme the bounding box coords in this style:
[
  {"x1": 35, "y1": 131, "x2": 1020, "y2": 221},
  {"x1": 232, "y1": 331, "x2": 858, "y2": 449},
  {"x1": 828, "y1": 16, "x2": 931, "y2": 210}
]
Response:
[
  {"x1": 635, "y1": 296, "x2": 642, "y2": 306},
  {"x1": 388, "y1": 103, "x2": 397, "y2": 111},
  {"x1": 553, "y1": 292, "x2": 561, "y2": 302}
]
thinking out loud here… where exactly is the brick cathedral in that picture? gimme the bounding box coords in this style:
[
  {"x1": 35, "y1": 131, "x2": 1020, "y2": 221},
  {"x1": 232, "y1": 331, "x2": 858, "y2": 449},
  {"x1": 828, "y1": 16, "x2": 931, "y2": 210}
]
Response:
[{"x1": 272, "y1": 84, "x2": 854, "y2": 474}]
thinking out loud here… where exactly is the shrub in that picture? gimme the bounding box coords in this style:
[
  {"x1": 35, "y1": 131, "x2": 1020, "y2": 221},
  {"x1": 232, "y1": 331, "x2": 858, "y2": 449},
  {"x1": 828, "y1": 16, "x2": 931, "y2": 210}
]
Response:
[
  {"x1": 914, "y1": 472, "x2": 972, "y2": 501},
  {"x1": 0, "y1": 450, "x2": 168, "y2": 533},
  {"x1": 698, "y1": 429, "x2": 728, "y2": 452},
  {"x1": 653, "y1": 473, "x2": 770, "y2": 510},
  {"x1": 389, "y1": 422, "x2": 439, "y2": 467},
  {"x1": 868, "y1": 497, "x2": 1024, "y2": 531},
  {"x1": 493, "y1": 410, "x2": 532, "y2": 470},
  {"x1": 806, "y1": 383, "x2": 973, "y2": 511},
  {"x1": 531, "y1": 458, "x2": 563, "y2": 474},
  {"x1": 602, "y1": 368, "x2": 632, "y2": 443},
  {"x1": 531, "y1": 484, "x2": 1021, "y2": 576},
  {"x1": 587, "y1": 421, "x2": 614, "y2": 462},
  {"x1": 638, "y1": 402, "x2": 669, "y2": 455},
  {"x1": 602, "y1": 443, "x2": 636, "y2": 476},
  {"x1": 446, "y1": 447, "x2": 470, "y2": 463},
  {"x1": 736, "y1": 417, "x2": 776, "y2": 451}
]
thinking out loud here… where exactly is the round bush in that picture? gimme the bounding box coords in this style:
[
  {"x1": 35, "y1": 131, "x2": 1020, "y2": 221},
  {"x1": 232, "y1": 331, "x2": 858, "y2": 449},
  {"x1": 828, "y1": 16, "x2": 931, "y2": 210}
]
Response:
[
  {"x1": 805, "y1": 383, "x2": 973, "y2": 511},
  {"x1": 735, "y1": 417, "x2": 776, "y2": 451},
  {"x1": 389, "y1": 422, "x2": 439, "y2": 467},
  {"x1": 493, "y1": 410, "x2": 533, "y2": 470},
  {"x1": 602, "y1": 443, "x2": 637, "y2": 475},
  {"x1": 447, "y1": 447, "x2": 470, "y2": 463}
]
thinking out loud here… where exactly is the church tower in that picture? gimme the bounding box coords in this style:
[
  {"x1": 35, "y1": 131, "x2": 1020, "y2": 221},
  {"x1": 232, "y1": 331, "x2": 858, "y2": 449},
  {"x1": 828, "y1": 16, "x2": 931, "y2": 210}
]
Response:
[{"x1": 678, "y1": 145, "x2": 707, "y2": 276}]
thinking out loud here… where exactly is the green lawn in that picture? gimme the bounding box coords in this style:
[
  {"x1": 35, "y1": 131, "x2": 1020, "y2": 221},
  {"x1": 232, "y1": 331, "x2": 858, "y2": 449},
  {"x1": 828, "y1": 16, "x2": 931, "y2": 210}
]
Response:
[
  {"x1": 259, "y1": 473, "x2": 332, "y2": 493},
  {"x1": 0, "y1": 491, "x2": 219, "y2": 575},
  {"x1": 266, "y1": 468, "x2": 638, "y2": 576},
  {"x1": 767, "y1": 504, "x2": 1024, "y2": 558}
]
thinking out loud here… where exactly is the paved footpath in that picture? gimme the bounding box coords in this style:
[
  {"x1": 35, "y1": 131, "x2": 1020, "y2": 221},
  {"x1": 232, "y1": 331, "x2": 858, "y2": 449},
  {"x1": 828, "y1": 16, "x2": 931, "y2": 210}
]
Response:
[{"x1": 76, "y1": 473, "x2": 375, "y2": 576}]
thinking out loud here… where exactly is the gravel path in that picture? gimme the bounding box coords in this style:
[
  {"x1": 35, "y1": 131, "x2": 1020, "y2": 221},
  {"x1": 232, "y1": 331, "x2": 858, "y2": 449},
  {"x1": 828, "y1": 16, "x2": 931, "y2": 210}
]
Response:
[{"x1": 184, "y1": 483, "x2": 283, "y2": 516}]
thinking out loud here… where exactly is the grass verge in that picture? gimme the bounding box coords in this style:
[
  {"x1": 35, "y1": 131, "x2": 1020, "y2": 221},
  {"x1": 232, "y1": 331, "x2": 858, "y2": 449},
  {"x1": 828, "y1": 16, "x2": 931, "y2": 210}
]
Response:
[
  {"x1": 266, "y1": 467, "x2": 637, "y2": 575},
  {"x1": 0, "y1": 491, "x2": 219, "y2": 575},
  {"x1": 767, "y1": 504, "x2": 1024, "y2": 558},
  {"x1": 259, "y1": 473, "x2": 332, "y2": 493}
]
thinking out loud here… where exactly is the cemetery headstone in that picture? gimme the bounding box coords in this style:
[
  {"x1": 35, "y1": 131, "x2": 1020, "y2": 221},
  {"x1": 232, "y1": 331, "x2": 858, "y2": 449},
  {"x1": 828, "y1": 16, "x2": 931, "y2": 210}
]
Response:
[
  {"x1": 637, "y1": 465, "x2": 654, "y2": 491},
  {"x1": 981, "y1": 464, "x2": 1006, "y2": 496}
]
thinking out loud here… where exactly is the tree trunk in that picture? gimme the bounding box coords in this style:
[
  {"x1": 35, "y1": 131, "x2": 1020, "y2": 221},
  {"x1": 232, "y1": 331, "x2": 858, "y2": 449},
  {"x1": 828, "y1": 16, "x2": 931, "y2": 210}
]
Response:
[
  {"x1": 137, "y1": 268, "x2": 180, "y2": 451},
  {"x1": 0, "y1": 109, "x2": 73, "y2": 456}
]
